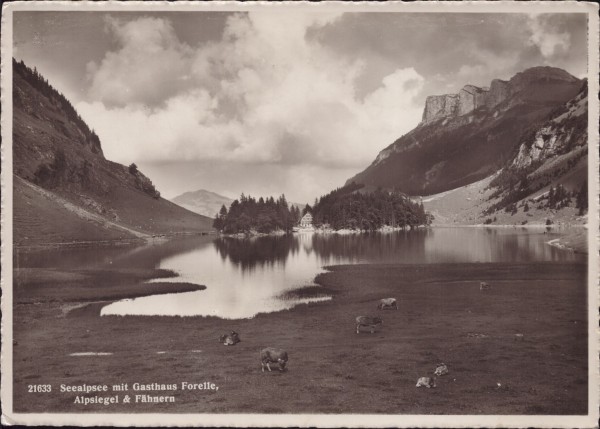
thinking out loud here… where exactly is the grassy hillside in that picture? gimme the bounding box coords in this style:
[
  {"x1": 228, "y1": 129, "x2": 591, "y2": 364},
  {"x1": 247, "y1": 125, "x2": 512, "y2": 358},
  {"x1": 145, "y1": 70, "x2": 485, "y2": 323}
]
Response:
[
  {"x1": 12, "y1": 59, "x2": 213, "y2": 246},
  {"x1": 13, "y1": 176, "x2": 137, "y2": 246}
]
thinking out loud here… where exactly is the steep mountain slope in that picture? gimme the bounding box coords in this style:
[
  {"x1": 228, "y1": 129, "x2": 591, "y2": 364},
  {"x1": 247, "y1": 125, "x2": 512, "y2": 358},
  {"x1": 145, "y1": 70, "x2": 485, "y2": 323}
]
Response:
[
  {"x1": 348, "y1": 67, "x2": 585, "y2": 197},
  {"x1": 12, "y1": 59, "x2": 213, "y2": 246},
  {"x1": 171, "y1": 189, "x2": 234, "y2": 218},
  {"x1": 421, "y1": 81, "x2": 588, "y2": 225}
]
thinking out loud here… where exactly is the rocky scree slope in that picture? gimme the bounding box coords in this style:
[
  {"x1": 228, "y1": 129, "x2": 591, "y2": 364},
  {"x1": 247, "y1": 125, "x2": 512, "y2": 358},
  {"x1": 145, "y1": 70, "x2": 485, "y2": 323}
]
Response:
[
  {"x1": 12, "y1": 59, "x2": 213, "y2": 246},
  {"x1": 348, "y1": 67, "x2": 585, "y2": 198}
]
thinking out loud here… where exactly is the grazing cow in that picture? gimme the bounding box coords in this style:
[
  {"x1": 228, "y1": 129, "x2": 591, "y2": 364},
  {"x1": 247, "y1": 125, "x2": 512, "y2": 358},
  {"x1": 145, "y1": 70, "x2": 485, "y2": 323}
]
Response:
[
  {"x1": 219, "y1": 331, "x2": 240, "y2": 346},
  {"x1": 260, "y1": 347, "x2": 288, "y2": 372},
  {"x1": 480, "y1": 281, "x2": 491, "y2": 290},
  {"x1": 377, "y1": 298, "x2": 398, "y2": 310},
  {"x1": 416, "y1": 377, "x2": 436, "y2": 388},
  {"x1": 434, "y1": 363, "x2": 448, "y2": 376},
  {"x1": 355, "y1": 316, "x2": 383, "y2": 334}
]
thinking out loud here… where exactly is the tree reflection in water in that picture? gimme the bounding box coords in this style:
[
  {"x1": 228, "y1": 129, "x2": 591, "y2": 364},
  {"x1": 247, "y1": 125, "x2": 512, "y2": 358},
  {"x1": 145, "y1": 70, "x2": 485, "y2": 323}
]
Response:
[{"x1": 213, "y1": 235, "x2": 300, "y2": 272}]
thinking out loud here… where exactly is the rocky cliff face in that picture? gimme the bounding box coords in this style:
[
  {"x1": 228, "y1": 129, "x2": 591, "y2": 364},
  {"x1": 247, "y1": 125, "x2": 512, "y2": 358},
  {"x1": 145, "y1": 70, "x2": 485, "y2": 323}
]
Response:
[
  {"x1": 348, "y1": 66, "x2": 585, "y2": 197},
  {"x1": 422, "y1": 82, "x2": 504, "y2": 124},
  {"x1": 421, "y1": 66, "x2": 578, "y2": 124},
  {"x1": 421, "y1": 94, "x2": 459, "y2": 123},
  {"x1": 512, "y1": 80, "x2": 587, "y2": 170}
]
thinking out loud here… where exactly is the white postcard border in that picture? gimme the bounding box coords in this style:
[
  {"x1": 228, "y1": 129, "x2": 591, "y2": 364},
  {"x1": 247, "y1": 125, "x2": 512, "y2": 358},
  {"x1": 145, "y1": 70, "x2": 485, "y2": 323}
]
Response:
[{"x1": 1, "y1": 1, "x2": 598, "y2": 427}]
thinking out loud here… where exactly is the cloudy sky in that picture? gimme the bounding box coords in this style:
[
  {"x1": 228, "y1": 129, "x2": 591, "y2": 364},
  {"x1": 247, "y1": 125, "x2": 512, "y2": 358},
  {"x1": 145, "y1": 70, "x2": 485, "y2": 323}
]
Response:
[{"x1": 14, "y1": 10, "x2": 587, "y2": 203}]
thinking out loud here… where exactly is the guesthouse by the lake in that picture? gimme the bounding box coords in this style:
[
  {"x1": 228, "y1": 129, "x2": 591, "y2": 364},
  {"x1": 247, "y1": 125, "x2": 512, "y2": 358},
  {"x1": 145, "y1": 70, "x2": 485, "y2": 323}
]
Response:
[{"x1": 299, "y1": 213, "x2": 313, "y2": 228}]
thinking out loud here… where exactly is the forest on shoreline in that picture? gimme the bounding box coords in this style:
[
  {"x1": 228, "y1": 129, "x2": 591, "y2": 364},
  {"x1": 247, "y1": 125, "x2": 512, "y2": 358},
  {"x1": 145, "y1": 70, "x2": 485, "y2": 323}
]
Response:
[{"x1": 214, "y1": 183, "x2": 431, "y2": 234}]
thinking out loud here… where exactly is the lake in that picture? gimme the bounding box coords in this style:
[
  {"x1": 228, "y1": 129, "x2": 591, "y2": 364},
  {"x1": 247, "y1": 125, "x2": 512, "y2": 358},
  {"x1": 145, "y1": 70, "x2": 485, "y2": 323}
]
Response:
[{"x1": 16, "y1": 227, "x2": 584, "y2": 319}]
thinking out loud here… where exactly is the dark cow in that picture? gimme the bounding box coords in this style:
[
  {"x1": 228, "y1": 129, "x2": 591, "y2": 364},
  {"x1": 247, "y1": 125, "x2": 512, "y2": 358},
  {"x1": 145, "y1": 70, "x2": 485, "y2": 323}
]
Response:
[
  {"x1": 355, "y1": 316, "x2": 383, "y2": 334},
  {"x1": 219, "y1": 331, "x2": 240, "y2": 346},
  {"x1": 260, "y1": 347, "x2": 288, "y2": 372},
  {"x1": 377, "y1": 298, "x2": 398, "y2": 310}
]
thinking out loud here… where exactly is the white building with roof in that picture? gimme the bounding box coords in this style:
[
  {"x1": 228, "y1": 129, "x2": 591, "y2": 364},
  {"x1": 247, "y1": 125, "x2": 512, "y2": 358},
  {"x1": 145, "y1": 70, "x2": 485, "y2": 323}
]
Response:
[{"x1": 299, "y1": 213, "x2": 313, "y2": 228}]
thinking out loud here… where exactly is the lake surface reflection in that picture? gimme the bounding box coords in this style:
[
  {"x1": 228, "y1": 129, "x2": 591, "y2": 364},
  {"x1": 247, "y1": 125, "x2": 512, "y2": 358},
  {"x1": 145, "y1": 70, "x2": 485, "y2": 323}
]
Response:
[{"x1": 94, "y1": 227, "x2": 584, "y2": 319}]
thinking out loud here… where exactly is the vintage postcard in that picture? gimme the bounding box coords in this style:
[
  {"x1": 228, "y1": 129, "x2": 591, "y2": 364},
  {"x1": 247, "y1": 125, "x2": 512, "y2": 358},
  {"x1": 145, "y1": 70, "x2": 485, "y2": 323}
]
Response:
[{"x1": 1, "y1": 1, "x2": 598, "y2": 427}]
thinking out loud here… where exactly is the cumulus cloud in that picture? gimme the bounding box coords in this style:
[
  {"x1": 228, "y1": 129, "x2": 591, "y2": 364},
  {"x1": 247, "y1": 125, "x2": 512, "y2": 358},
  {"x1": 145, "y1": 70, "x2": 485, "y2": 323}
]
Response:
[
  {"x1": 527, "y1": 14, "x2": 571, "y2": 59},
  {"x1": 77, "y1": 13, "x2": 425, "y2": 171},
  {"x1": 87, "y1": 16, "x2": 195, "y2": 107}
]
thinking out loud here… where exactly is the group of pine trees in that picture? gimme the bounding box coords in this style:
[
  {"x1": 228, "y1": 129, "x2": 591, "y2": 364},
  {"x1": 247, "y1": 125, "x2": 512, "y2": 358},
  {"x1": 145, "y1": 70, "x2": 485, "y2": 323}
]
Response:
[
  {"x1": 545, "y1": 183, "x2": 570, "y2": 210},
  {"x1": 213, "y1": 194, "x2": 300, "y2": 234},
  {"x1": 546, "y1": 181, "x2": 588, "y2": 215},
  {"x1": 311, "y1": 182, "x2": 430, "y2": 231},
  {"x1": 498, "y1": 181, "x2": 588, "y2": 217},
  {"x1": 213, "y1": 184, "x2": 431, "y2": 234}
]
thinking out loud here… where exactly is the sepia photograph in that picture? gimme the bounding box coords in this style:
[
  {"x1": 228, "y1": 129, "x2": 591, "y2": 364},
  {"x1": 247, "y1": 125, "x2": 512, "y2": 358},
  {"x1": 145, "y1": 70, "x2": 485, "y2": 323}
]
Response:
[{"x1": 1, "y1": 1, "x2": 598, "y2": 427}]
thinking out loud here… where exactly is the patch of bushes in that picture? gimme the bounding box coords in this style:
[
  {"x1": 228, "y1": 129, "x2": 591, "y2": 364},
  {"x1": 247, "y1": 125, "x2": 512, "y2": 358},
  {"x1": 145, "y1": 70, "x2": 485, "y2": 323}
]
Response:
[{"x1": 34, "y1": 149, "x2": 67, "y2": 187}]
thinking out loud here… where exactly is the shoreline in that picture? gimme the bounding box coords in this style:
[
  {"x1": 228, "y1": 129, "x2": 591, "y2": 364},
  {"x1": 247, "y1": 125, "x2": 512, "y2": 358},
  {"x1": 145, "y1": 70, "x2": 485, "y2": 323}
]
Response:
[
  {"x1": 545, "y1": 228, "x2": 588, "y2": 254},
  {"x1": 13, "y1": 223, "x2": 588, "y2": 253},
  {"x1": 13, "y1": 231, "x2": 216, "y2": 251},
  {"x1": 13, "y1": 267, "x2": 207, "y2": 307}
]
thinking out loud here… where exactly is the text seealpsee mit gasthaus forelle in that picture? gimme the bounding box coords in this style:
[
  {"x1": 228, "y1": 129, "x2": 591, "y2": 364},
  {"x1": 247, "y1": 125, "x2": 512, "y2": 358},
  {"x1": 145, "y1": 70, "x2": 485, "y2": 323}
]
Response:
[{"x1": 37, "y1": 382, "x2": 221, "y2": 406}]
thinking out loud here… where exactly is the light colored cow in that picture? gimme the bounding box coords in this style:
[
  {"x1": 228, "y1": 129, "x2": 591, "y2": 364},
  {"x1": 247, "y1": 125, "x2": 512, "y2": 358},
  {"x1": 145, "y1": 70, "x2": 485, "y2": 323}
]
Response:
[
  {"x1": 219, "y1": 331, "x2": 240, "y2": 346},
  {"x1": 480, "y1": 281, "x2": 491, "y2": 290},
  {"x1": 416, "y1": 377, "x2": 436, "y2": 388},
  {"x1": 355, "y1": 316, "x2": 383, "y2": 334},
  {"x1": 377, "y1": 298, "x2": 398, "y2": 310},
  {"x1": 434, "y1": 363, "x2": 448, "y2": 376},
  {"x1": 260, "y1": 347, "x2": 288, "y2": 372}
]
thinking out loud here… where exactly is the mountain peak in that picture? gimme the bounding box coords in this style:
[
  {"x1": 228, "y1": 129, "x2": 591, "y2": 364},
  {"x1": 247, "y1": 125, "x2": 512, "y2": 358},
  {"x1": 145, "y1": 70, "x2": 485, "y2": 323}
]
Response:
[
  {"x1": 512, "y1": 66, "x2": 579, "y2": 82},
  {"x1": 420, "y1": 66, "x2": 578, "y2": 125}
]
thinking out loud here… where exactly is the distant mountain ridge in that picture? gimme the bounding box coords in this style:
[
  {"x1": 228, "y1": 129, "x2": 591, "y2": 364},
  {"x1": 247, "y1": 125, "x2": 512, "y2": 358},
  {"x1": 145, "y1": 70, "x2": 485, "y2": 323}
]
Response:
[
  {"x1": 348, "y1": 66, "x2": 585, "y2": 197},
  {"x1": 12, "y1": 59, "x2": 213, "y2": 245},
  {"x1": 171, "y1": 189, "x2": 306, "y2": 218},
  {"x1": 171, "y1": 189, "x2": 234, "y2": 218}
]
